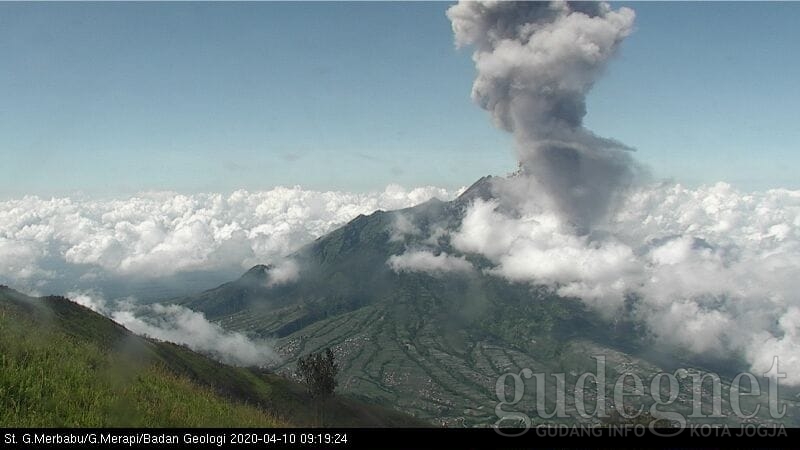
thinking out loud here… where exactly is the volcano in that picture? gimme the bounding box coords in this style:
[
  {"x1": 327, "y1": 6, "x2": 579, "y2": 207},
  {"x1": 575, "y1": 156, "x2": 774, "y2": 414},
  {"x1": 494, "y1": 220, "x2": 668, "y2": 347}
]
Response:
[{"x1": 177, "y1": 176, "x2": 799, "y2": 427}]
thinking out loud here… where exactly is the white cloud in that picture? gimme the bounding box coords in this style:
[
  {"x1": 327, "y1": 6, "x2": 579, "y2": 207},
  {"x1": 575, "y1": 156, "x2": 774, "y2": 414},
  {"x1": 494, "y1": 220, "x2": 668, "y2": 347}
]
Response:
[
  {"x1": 266, "y1": 259, "x2": 300, "y2": 287},
  {"x1": 451, "y1": 182, "x2": 800, "y2": 383},
  {"x1": 388, "y1": 213, "x2": 421, "y2": 243},
  {"x1": 0, "y1": 185, "x2": 457, "y2": 290},
  {"x1": 69, "y1": 290, "x2": 108, "y2": 314},
  {"x1": 388, "y1": 250, "x2": 474, "y2": 276},
  {"x1": 452, "y1": 199, "x2": 640, "y2": 313},
  {"x1": 0, "y1": 237, "x2": 52, "y2": 282},
  {"x1": 6, "y1": 179, "x2": 800, "y2": 383},
  {"x1": 69, "y1": 291, "x2": 278, "y2": 368},
  {"x1": 747, "y1": 307, "x2": 800, "y2": 385}
]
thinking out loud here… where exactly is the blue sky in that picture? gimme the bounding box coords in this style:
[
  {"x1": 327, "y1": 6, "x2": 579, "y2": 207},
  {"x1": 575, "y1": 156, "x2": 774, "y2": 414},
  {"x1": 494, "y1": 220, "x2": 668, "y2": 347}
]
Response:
[{"x1": 1, "y1": 1, "x2": 798, "y2": 198}]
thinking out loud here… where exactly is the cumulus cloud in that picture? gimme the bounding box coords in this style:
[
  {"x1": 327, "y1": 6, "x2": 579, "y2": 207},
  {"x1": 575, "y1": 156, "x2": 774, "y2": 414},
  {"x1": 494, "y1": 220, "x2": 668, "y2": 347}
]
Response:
[
  {"x1": 0, "y1": 185, "x2": 456, "y2": 293},
  {"x1": 748, "y1": 307, "x2": 800, "y2": 382},
  {"x1": 450, "y1": 182, "x2": 800, "y2": 384},
  {"x1": 388, "y1": 250, "x2": 474, "y2": 276},
  {"x1": 0, "y1": 238, "x2": 53, "y2": 281},
  {"x1": 69, "y1": 291, "x2": 279, "y2": 367}
]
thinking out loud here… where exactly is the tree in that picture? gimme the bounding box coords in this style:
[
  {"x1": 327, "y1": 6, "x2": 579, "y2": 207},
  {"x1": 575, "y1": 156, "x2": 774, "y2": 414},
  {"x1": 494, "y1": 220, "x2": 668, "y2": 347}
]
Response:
[
  {"x1": 296, "y1": 348, "x2": 339, "y2": 425},
  {"x1": 297, "y1": 347, "x2": 339, "y2": 398}
]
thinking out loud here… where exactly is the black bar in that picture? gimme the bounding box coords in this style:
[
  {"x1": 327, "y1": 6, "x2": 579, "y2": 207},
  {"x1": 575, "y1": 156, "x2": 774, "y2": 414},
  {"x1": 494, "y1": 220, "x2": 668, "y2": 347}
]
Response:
[{"x1": 0, "y1": 427, "x2": 796, "y2": 449}]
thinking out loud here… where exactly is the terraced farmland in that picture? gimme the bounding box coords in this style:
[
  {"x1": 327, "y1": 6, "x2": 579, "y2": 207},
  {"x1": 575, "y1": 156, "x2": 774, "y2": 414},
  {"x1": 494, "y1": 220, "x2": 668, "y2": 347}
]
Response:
[{"x1": 180, "y1": 180, "x2": 800, "y2": 427}]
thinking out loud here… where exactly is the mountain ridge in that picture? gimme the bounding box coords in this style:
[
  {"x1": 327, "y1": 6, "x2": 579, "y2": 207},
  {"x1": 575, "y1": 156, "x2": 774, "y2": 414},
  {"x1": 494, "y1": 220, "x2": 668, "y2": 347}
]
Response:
[
  {"x1": 176, "y1": 180, "x2": 800, "y2": 426},
  {"x1": 0, "y1": 285, "x2": 426, "y2": 427}
]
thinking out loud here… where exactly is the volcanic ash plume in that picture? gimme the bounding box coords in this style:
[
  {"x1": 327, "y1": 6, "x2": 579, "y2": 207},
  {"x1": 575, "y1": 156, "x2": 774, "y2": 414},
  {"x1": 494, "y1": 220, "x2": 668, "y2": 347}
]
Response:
[{"x1": 447, "y1": 1, "x2": 641, "y2": 229}]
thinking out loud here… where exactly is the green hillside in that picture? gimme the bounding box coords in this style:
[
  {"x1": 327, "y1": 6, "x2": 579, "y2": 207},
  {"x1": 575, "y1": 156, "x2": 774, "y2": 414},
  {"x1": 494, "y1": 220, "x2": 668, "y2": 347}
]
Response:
[
  {"x1": 0, "y1": 286, "x2": 425, "y2": 427},
  {"x1": 179, "y1": 178, "x2": 800, "y2": 427}
]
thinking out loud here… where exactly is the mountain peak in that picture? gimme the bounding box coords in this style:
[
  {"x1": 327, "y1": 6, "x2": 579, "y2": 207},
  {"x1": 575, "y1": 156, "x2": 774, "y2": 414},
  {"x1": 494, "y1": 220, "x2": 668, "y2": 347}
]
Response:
[
  {"x1": 240, "y1": 264, "x2": 273, "y2": 282},
  {"x1": 247, "y1": 264, "x2": 272, "y2": 273},
  {"x1": 456, "y1": 175, "x2": 496, "y2": 204}
]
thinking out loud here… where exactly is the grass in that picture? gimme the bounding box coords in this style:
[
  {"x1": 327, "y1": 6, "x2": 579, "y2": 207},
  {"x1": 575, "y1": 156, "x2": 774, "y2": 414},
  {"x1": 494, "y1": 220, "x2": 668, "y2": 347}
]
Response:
[
  {"x1": 0, "y1": 294, "x2": 284, "y2": 427},
  {"x1": 0, "y1": 286, "x2": 425, "y2": 427}
]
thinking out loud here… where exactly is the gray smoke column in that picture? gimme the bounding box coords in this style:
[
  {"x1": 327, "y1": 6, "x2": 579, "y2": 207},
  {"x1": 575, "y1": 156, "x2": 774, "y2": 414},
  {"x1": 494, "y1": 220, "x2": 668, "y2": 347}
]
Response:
[{"x1": 447, "y1": 1, "x2": 640, "y2": 229}]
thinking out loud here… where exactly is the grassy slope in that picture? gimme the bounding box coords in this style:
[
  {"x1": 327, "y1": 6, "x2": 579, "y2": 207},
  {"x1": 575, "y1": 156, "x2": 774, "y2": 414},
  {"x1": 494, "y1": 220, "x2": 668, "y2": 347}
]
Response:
[{"x1": 0, "y1": 286, "x2": 425, "y2": 427}]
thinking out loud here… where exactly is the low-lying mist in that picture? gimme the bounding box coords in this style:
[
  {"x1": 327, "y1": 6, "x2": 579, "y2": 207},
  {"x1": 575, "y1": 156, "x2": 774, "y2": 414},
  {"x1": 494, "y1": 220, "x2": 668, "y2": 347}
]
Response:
[{"x1": 69, "y1": 291, "x2": 279, "y2": 368}]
